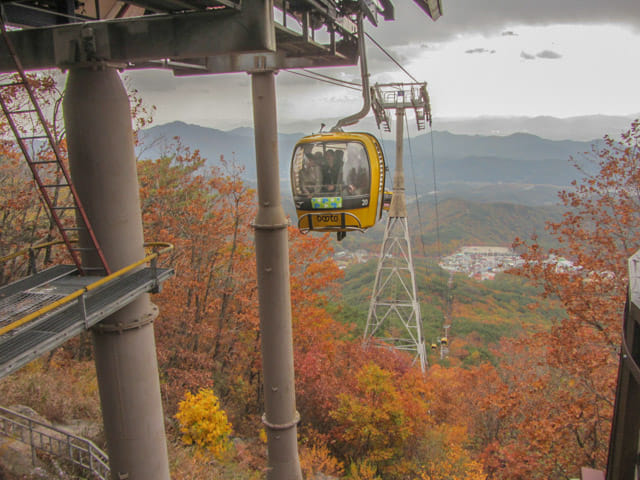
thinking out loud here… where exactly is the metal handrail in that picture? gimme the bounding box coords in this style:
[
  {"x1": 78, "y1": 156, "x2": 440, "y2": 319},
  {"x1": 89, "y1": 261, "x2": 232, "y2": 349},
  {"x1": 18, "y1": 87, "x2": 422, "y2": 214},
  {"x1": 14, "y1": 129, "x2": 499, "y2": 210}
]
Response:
[
  {"x1": 0, "y1": 405, "x2": 109, "y2": 479},
  {"x1": 0, "y1": 242, "x2": 174, "y2": 336},
  {"x1": 0, "y1": 240, "x2": 69, "y2": 265}
]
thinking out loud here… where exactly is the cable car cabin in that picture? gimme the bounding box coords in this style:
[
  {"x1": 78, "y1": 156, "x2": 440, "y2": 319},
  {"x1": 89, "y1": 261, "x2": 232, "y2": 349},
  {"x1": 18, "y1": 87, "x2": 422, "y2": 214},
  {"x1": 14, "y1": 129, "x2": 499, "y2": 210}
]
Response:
[
  {"x1": 430, "y1": 343, "x2": 437, "y2": 351},
  {"x1": 291, "y1": 132, "x2": 386, "y2": 237},
  {"x1": 440, "y1": 337, "x2": 448, "y2": 346}
]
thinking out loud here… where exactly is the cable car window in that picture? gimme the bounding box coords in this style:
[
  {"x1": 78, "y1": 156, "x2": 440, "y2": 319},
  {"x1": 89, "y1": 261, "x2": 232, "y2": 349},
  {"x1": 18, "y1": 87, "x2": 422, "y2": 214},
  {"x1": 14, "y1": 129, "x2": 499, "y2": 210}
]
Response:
[
  {"x1": 291, "y1": 141, "x2": 370, "y2": 209},
  {"x1": 342, "y1": 142, "x2": 370, "y2": 196}
]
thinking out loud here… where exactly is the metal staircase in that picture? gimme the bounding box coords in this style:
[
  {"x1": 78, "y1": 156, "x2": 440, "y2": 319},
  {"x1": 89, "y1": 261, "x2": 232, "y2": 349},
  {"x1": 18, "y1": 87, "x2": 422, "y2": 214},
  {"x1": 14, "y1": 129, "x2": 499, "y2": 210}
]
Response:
[
  {"x1": 0, "y1": 405, "x2": 110, "y2": 479},
  {"x1": 0, "y1": 15, "x2": 110, "y2": 276}
]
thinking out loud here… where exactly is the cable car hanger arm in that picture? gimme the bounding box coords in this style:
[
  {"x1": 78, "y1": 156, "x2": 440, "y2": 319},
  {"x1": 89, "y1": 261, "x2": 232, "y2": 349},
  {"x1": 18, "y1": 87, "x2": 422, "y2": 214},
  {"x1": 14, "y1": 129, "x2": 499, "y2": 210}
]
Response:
[{"x1": 331, "y1": 12, "x2": 370, "y2": 132}]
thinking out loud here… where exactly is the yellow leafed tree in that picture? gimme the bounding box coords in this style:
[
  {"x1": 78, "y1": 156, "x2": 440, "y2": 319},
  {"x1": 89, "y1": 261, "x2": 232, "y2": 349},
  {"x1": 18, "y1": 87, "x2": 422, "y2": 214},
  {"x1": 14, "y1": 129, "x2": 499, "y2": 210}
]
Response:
[{"x1": 175, "y1": 388, "x2": 232, "y2": 459}]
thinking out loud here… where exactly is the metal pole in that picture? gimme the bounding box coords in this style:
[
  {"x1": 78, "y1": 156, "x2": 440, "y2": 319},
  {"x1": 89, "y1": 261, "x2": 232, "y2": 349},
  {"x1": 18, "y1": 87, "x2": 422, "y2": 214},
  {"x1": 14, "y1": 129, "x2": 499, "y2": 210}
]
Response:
[
  {"x1": 389, "y1": 108, "x2": 407, "y2": 218},
  {"x1": 251, "y1": 70, "x2": 302, "y2": 480},
  {"x1": 331, "y1": 13, "x2": 370, "y2": 131},
  {"x1": 63, "y1": 67, "x2": 170, "y2": 480}
]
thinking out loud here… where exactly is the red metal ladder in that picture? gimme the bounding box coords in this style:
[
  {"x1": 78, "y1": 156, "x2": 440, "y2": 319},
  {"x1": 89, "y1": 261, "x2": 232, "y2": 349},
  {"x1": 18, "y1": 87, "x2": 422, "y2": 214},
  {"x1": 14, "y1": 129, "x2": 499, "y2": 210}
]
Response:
[{"x1": 0, "y1": 17, "x2": 110, "y2": 275}]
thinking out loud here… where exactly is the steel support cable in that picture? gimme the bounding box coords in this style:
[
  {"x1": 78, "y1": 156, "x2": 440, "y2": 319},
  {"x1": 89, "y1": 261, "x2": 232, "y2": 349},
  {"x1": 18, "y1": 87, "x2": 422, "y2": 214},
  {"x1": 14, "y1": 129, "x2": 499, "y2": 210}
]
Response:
[
  {"x1": 301, "y1": 68, "x2": 361, "y2": 87},
  {"x1": 285, "y1": 70, "x2": 361, "y2": 91},
  {"x1": 364, "y1": 32, "x2": 419, "y2": 83},
  {"x1": 404, "y1": 113, "x2": 427, "y2": 257},
  {"x1": 0, "y1": 242, "x2": 173, "y2": 336},
  {"x1": 428, "y1": 126, "x2": 442, "y2": 260}
]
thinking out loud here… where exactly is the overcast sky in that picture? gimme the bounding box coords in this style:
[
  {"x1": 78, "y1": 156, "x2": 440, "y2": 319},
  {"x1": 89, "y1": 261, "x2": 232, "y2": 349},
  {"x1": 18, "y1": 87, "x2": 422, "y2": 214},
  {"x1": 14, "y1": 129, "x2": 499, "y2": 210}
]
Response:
[{"x1": 126, "y1": 0, "x2": 640, "y2": 136}]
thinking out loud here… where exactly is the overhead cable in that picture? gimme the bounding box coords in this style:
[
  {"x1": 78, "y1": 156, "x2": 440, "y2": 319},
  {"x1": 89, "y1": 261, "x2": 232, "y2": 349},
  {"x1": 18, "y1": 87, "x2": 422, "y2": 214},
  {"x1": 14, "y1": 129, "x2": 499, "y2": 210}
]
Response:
[
  {"x1": 301, "y1": 69, "x2": 362, "y2": 87},
  {"x1": 405, "y1": 114, "x2": 427, "y2": 257},
  {"x1": 364, "y1": 32, "x2": 419, "y2": 83},
  {"x1": 285, "y1": 70, "x2": 361, "y2": 92}
]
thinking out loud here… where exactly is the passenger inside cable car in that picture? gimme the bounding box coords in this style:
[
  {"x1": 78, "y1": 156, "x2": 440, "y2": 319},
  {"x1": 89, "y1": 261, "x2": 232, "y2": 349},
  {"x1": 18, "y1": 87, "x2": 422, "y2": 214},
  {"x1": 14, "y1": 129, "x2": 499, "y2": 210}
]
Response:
[{"x1": 292, "y1": 141, "x2": 371, "y2": 208}]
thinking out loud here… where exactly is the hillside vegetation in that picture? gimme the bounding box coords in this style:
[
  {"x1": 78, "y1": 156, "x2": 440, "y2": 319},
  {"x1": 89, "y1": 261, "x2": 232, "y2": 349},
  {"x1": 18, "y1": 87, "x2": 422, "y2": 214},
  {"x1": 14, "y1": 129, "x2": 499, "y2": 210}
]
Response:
[
  {"x1": 337, "y1": 197, "x2": 564, "y2": 254},
  {"x1": 338, "y1": 259, "x2": 564, "y2": 366},
  {"x1": 1, "y1": 78, "x2": 636, "y2": 479}
]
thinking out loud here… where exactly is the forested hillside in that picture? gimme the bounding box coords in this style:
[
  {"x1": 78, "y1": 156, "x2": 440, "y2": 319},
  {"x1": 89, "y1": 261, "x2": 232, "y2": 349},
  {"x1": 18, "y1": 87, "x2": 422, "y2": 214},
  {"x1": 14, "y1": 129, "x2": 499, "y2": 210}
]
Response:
[
  {"x1": 336, "y1": 197, "x2": 564, "y2": 254},
  {"x1": 339, "y1": 260, "x2": 564, "y2": 366},
  {"x1": 139, "y1": 121, "x2": 598, "y2": 206},
  {"x1": 0, "y1": 76, "x2": 636, "y2": 479}
]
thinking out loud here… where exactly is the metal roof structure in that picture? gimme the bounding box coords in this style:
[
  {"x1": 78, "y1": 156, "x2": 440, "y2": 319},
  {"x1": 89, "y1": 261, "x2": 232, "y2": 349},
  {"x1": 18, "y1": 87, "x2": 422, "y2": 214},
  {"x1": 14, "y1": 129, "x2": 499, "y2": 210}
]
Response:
[{"x1": 0, "y1": 0, "x2": 442, "y2": 74}]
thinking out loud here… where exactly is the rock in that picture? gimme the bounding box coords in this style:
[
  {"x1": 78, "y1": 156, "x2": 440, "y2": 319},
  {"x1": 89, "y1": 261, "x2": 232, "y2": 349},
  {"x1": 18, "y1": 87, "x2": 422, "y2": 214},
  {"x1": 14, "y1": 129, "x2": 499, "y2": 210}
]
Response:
[
  {"x1": 55, "y1": 419, "x2": 102, "y2": 444},
  {"x1": 0, "y1": 436, "x2": 46, "y2": 477},
  {"x1": 309, "y1": 474, "x2": 339, "y2": 480},
  {"x1": 7, "y1": 405, "x2": 46, "y2": 424}
]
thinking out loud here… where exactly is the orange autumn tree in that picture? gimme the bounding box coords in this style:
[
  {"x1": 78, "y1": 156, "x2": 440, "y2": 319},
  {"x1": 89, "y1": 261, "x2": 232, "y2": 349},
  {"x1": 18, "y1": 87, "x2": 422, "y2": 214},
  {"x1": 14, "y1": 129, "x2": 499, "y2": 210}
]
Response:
[
  {"x1": 488, "y1": 120, "x2": 640, "y2": 478},
  {"x1": 138, "y1": 143, "x2": 261, "y2": 426},
  {"x1": 0, "y1": 72, "x2": 155, "y2": 285},
  {"x1": 0, "y1": 73, "x2": 71, "y2": 284}
]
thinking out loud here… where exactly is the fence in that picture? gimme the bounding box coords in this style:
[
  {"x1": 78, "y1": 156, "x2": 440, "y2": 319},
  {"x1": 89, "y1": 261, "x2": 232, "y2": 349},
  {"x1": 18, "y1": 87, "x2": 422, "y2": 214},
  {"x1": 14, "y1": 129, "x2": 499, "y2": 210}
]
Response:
[{"x1": 0, "y1": 405, "x2": 110, "y2": 479}]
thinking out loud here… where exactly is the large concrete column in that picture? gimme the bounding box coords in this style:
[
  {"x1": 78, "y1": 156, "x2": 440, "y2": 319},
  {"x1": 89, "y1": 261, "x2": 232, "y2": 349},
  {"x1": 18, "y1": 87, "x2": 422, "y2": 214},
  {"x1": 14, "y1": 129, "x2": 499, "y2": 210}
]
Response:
[
  {"x1": 251, "y1": 70, "x2": 302, "y2": 480},
  {"x1": 63, "y1": 67, "x2": 170, "y2": 480}
]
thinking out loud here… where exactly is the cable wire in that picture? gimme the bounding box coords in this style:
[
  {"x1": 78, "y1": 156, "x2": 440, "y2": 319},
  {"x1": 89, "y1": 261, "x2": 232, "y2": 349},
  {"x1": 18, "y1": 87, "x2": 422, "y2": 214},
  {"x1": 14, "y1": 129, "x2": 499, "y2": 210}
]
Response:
[
  {"x1": 405, "y1": 114, "x2": 427, "y2": 257},
  {"x1": 364, "y1": 32, "x2": 419, "y2": 83},
  {"x1": 429, "y1": 126, "x2": 442, "y2": 260},
  {"x1": 285, "y1": 70, "x2": 361, "y2": 92},
  {"x1": 301, "y1": 69, "x2": 362, "y2": 87}
]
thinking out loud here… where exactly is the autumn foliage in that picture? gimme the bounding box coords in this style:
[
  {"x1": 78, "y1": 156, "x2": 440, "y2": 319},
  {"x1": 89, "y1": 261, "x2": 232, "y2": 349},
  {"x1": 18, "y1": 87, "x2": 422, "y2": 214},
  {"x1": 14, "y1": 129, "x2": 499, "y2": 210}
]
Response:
[
  {"x1": 1, "y1": 76, "x2": 636, "y2": 479},
  {"x1": 175, "y1": 388, "x2": 233, "y2": 458}
]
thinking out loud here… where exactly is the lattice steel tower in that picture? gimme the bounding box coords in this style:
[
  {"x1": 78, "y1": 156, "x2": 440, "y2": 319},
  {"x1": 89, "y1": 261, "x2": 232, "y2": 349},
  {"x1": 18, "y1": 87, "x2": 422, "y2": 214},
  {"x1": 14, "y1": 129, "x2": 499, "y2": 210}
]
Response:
[{"x1": 364, "y1": 83, "x2": 431, "y2": 372}]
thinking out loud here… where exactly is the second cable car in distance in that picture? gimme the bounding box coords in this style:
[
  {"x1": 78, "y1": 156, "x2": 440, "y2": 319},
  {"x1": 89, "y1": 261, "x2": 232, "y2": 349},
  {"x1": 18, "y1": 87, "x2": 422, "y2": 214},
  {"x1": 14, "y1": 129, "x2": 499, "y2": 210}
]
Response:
[{"x1": 290, "y1": 131, "x2": 386, "y2": 239}]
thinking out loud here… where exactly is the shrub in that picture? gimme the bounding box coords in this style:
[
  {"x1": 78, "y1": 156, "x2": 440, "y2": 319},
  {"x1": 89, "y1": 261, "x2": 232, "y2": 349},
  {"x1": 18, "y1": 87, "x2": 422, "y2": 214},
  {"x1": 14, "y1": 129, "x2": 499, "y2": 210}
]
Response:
[{"x1": 175, "y1": 388, "x2": 232, "y2": 459}]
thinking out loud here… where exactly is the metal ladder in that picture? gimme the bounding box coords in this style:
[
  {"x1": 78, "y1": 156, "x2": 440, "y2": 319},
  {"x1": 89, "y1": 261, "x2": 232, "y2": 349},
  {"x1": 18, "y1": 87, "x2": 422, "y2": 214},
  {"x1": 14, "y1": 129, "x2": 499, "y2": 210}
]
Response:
[{"x1": 0, "y1": 17, "x2": 110, "y2": 276}]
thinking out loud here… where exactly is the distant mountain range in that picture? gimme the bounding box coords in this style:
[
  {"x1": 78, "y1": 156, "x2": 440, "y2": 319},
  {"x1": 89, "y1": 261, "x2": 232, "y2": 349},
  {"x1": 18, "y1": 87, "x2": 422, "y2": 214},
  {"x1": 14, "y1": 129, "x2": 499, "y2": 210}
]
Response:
[
  {"x1": 431, "y1": 114, "x2": 637, "y2": 142},
  {"x1": 137, "y1": 120, "x2": 603, "y2": 206}
]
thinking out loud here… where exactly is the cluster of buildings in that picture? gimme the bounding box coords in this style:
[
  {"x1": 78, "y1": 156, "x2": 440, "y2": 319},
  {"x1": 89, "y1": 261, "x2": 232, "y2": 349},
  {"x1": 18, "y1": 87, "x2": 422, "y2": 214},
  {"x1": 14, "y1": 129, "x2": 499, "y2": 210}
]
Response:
[
  {"x1": 439, "y1": 246, "x2": 524, "y2": 280},
  {"x1": 333, "y1": 249, "x2": 371, "y2": 269}
]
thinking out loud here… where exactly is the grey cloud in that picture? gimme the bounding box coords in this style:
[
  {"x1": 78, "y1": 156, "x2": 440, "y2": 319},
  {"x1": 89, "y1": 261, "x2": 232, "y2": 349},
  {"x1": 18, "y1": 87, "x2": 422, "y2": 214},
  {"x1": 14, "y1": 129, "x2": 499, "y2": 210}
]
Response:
[
  {"x1": 371, "y1": 0, "x2": 640, "y2": 46},
  {"x1": 520, "y1": 51, "x2": 535, "y2": 60},
  {"x1": 536, "y1": 49, "x2": 562, "y2": 59},
  {"x1": 465, "y1": 48, "x2": 495, "y2": 54}
]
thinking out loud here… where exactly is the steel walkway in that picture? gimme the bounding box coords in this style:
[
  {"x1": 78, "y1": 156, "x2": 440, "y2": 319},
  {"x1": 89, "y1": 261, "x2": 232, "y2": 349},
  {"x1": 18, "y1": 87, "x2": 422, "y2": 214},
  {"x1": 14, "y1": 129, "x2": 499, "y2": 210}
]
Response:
[{"x1": 0, "y1": 264, "x2": 173, "y2": 379}]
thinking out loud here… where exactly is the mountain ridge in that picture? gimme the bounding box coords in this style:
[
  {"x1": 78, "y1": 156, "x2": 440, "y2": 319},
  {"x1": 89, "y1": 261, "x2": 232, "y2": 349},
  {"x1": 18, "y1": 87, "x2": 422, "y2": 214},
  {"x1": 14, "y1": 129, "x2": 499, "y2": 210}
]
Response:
[{"x1": 137, "y1": 121, "x2": 602, "y2": 205}]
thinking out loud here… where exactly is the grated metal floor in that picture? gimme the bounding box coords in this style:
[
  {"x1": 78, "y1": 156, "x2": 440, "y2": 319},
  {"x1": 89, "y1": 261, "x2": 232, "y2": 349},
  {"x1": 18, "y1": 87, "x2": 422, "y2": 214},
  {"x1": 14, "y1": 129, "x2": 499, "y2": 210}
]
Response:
[{"x1": 0, "y1": 265, "x2": 173, "y2": 379}]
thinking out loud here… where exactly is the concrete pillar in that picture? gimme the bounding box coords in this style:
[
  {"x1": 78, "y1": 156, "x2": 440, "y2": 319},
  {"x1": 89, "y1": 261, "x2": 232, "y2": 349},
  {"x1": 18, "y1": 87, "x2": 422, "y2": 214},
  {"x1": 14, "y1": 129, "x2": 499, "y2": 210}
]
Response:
[
  {"x1": 251, "y1": 70, "x2": 302, "y2": 480},
  {"x1": 63, "y1": 67, "x2": 170, "y2": 480}
]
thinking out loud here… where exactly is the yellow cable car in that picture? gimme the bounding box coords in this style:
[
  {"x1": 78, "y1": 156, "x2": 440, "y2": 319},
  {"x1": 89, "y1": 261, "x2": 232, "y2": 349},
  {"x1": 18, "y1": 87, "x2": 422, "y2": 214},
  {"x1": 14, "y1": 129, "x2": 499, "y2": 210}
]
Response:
[
  {"x1": 290, "y1": 132, "x2": 386, "y2": 238},
  {"x1": 440, "y1": 337, "x2": 448, "y2": 346},
  {"x1": 430, "y1": 343, "x2": 437, "y2": 351}
]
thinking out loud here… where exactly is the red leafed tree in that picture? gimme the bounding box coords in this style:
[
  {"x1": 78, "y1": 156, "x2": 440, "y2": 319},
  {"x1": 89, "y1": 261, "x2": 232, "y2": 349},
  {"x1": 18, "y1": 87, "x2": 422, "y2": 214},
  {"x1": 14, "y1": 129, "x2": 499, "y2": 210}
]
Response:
[
  {"x1": 490, "y1": 121, "x2": 640, "y2": 478},
  {"x1": 0, "y1": 73, "x2": 71, "y2": 284}
]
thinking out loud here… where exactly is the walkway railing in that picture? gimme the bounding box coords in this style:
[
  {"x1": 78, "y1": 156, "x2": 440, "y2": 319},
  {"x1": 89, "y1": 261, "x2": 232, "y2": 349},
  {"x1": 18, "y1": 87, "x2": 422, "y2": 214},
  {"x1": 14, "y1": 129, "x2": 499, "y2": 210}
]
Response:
[
  {"x1": 0, "y1": 241, "x2": 174, "y2": 336},
  {"x1": 0, "y1": 405, "x2": 109, "y2": 479}
]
